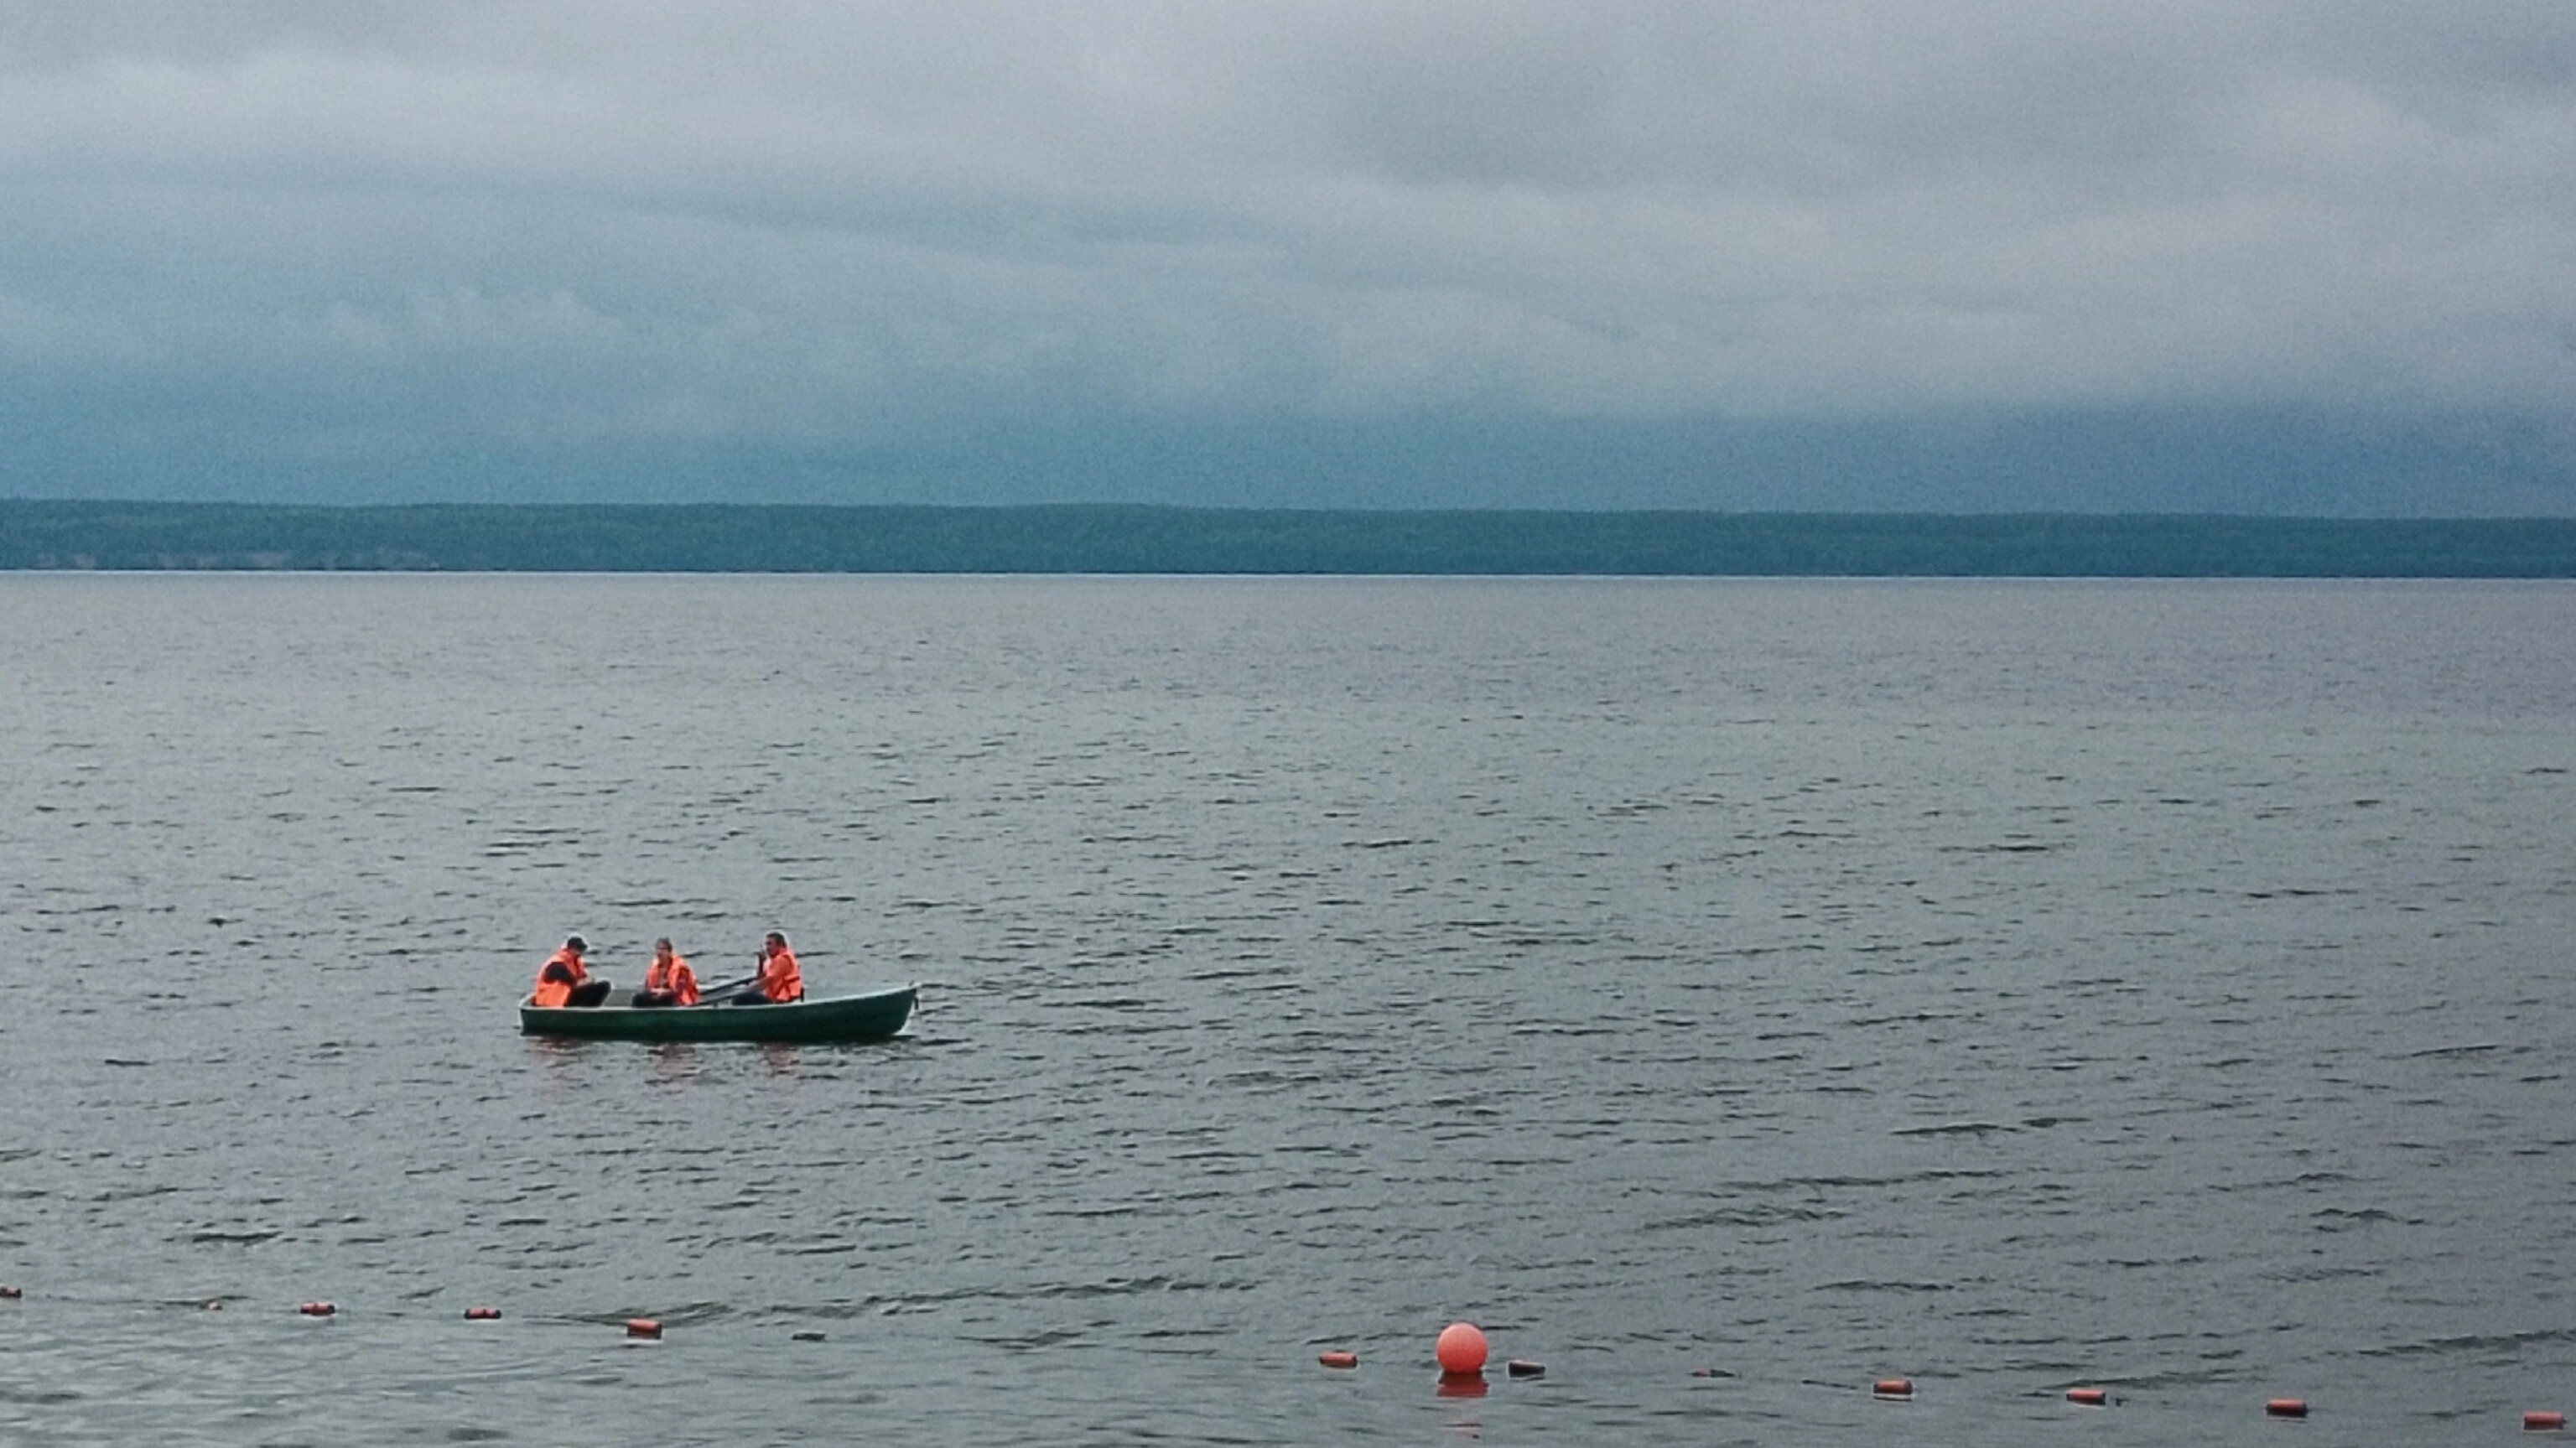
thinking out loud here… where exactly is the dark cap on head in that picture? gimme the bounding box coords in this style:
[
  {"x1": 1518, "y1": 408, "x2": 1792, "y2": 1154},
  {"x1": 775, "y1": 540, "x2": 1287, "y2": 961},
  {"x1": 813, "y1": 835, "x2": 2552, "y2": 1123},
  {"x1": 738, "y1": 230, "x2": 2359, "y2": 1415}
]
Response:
[{"x1": 565, "y1": 935, "x2": 588, "y2": 952}]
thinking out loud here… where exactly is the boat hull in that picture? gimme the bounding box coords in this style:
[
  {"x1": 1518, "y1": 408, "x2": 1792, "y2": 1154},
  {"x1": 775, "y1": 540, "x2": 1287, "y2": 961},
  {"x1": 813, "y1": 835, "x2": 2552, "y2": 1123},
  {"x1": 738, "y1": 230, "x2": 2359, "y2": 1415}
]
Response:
[{"x1": 518, "y1": 984, "x2": 917, "y2": 1043}]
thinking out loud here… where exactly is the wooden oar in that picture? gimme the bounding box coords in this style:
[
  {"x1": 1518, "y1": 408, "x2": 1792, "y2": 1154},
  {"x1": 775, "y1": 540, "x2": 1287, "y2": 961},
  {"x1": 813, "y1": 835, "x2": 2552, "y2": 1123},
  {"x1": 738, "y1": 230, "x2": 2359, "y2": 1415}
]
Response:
[{"x1": 685, "y1": 974, "x2": 757, "y2": 1004}]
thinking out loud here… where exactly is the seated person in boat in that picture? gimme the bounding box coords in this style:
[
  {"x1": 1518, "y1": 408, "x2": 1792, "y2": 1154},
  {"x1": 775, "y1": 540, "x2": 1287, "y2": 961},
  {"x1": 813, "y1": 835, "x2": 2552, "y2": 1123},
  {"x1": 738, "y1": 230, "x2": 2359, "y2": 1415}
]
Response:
[
  {"x1": 729, "y1": 931, "x2": 803, "y2": 1005},
  {"x1": 532, "y1": 936, "x2": 612, "y2": 1008},
  {"x1": 633, "y1": 937, "x2": 699, "y2": 1007}
]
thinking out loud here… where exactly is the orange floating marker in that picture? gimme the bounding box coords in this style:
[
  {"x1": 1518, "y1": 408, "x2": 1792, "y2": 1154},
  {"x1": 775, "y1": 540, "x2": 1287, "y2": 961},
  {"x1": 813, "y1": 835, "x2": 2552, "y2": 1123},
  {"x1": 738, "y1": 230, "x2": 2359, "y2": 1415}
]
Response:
[
  {"x1": 464, "y1": 1306, "x2": 501, "y2": 1321},
  {"x1": 1506, "y1": 1359, "x2": 1545, "y2": 1378},
  {"x1": 626, "y1": 1317, "x2": 662, "y2": 1339},
  {"x1": 2266, "y1": 1398, "x2": 2309, "y2": 1418},
  {"x1": 2527, "y1": 1410, "x2": 2566, "y2": 1431},
  {"x1": 1873, "y1": 1378, "x2": 1914, "y2": 1399},
  {"x1": 2066, "y1": 1386, "x2": 2109, "y2": 1406},
  {"x1": 1436, "y1": 1322, "x2": 1488, "y2": 1375},
  {"x1": 298, "y1": 1302, "x2": 336, "y2": 1317},
  {"x1": 1318, "y1": 1351, "x2": 1358, "y2": 1369}
]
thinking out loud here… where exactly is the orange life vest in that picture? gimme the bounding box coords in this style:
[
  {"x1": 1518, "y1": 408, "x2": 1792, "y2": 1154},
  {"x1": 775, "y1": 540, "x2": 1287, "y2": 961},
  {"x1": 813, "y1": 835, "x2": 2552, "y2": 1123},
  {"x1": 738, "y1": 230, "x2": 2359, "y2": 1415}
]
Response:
[
  {"x1": 532, "y1": 947, "x2": 587, "y2": 1008},
  {"x1": 646, "y1": 954, "x2": 698, "y2": 1006},
  {"x1": 758, "y1": 947, "x2": 802, "y2": 1003}
]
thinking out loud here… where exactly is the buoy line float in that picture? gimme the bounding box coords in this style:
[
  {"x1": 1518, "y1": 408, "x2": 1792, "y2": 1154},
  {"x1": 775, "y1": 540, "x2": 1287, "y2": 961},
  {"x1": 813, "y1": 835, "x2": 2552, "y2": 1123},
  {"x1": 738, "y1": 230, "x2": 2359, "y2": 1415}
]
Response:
[{"x1": 4, "y1": 1290, "x2": 2563, "y2": 1433}]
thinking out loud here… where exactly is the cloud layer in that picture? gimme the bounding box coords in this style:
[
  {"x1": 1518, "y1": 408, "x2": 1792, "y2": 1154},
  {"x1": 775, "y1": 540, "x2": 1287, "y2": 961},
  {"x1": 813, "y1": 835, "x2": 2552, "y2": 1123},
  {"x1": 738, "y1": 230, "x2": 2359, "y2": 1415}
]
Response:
[{"x1": 3, "y1": 2, "x2": 2573, "y2": 507}]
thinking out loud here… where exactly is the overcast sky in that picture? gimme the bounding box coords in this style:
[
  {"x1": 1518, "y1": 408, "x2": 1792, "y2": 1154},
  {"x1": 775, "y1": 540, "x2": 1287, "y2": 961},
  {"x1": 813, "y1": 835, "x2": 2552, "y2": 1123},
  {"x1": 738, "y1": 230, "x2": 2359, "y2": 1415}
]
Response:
[{"x1": 3, "y1": 2, "x2": 2572, "y2": 511}]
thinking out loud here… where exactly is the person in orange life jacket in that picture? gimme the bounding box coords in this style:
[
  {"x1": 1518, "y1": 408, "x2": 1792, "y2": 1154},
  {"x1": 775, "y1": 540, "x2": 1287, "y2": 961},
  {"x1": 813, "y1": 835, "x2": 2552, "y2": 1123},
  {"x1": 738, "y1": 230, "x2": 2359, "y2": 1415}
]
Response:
[
  {"x1": 634, "y1": 937, "x2": 699, "y2": 1008},
  {"x1": 532, "y1": 936, "x2": 612, "y2": 1008},
  {"x1": 728, "y1": 931, "x2": 803, "y2": 1005}
]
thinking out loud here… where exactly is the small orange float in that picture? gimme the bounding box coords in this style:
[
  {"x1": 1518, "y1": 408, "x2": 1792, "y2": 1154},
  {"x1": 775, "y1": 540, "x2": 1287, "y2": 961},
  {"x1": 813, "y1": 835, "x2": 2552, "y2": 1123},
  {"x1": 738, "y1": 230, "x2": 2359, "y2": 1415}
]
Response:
[
  {"x1": 2066, "y1": 1387, "x2": 2109, "y2": 1406},
  {"x1": 1872, "y1": 1378, "x2": 1914, "y2": 1399},
  {"x1": 626, "y1": 1317, "x2": 662, "y2": 1339},
  {"x1": 2266, "y1": 1398, "x2": 2309, "y2": 1418},
  {"x1": 298, "y1": 1302, "x2": 336, "y2": 1317},
  {"x1": 1318, "y1": 1351, "x2": 1358, "y2": 1369},
  {"x1": 464, "y1": 1307, "x2": 501, "y2": 1321},
  {"x1": 2527, "y1": 1410, "x2": 2567, "y2": 1431}
]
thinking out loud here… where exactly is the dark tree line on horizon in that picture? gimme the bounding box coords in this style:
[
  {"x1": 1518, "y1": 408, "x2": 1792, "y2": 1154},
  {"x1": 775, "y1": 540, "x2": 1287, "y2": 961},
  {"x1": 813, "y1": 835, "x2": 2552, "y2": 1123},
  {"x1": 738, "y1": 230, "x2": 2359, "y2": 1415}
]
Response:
[{"x1": 4, "y1": 500, "x2": 2576, "y2": 577}]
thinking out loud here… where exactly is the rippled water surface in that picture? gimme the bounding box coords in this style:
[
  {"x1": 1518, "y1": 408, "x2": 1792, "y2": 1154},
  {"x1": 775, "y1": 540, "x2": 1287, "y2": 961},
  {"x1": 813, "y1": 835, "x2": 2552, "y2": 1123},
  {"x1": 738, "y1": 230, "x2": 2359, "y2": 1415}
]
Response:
[{"x1": 4, "y1": 575, "x2": 2574, "y2": 1446}]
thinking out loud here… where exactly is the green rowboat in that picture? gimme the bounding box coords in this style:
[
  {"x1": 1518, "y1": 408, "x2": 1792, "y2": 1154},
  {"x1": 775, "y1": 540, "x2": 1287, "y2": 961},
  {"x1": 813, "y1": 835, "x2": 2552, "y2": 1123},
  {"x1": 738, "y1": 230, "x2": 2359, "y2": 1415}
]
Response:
[{"x1": 519, "y1": 983, "x2": 917, "y2": 1043}]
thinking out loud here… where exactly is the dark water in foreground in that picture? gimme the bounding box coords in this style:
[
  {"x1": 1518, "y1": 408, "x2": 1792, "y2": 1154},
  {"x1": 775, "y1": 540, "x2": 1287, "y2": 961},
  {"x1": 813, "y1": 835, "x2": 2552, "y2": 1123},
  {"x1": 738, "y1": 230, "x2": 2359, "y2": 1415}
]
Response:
[{"x1": 4, "y1": 576, "x2": 2573, "y2": 1447}]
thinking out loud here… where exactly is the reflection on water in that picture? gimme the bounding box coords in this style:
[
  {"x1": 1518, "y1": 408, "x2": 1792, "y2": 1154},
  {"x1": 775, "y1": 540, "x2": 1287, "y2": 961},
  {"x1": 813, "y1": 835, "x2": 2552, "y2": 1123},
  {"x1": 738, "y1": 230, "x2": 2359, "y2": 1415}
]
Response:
[{"x1": 647, "y1": 1042, "x2": 702, "y2": 1085}]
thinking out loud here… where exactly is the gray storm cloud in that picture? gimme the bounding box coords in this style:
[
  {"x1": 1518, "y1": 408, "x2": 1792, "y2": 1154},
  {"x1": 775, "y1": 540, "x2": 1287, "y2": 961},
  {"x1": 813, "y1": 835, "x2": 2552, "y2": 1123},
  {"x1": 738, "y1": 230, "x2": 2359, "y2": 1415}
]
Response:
[{"x1": 2, "y1": 1, "x2": 2572, "y2": 504}]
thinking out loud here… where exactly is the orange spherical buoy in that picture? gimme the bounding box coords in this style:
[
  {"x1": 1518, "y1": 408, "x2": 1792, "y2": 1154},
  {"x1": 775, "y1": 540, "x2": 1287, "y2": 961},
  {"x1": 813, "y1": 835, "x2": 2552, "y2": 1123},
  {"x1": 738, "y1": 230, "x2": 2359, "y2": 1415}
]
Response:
[
  {"x1": 1872, "y1": 1378, "x2": 1914, "y2": 1399},
  {"x1": 2527, "y1": 1410, "x2": 2567, "y2": 1431},
  {"x1": 626, "y1": 1317, "x2": 662, "y2": 1340},
  {"x1": 464, "y1": 1307, "x2": 501, "y2": 1321},
  {"x1": 1318, "y1": 1351, "x2": 1358, "y2": 1369},
  {"x1": 2067, "y1": 1387, "x2": 2109, "y2": 1406},
  {"x1": 1436, "y1": 1322, "x2": 1488, "y2": 1375},
  {"x1": 298, "y1": 1301, "x2": 336, "y2": 1317},
  {"x1": 2266, "y1": 1398, "x2": 2309, "y2": 1418}
]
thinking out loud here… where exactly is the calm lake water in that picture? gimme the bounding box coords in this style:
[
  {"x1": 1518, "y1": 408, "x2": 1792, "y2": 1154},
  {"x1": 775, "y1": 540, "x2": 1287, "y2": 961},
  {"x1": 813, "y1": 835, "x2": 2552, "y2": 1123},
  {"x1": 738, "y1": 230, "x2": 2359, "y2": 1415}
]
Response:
[{"x1": 3, "y1": 574, "x2": 2573, "y2": 1446}]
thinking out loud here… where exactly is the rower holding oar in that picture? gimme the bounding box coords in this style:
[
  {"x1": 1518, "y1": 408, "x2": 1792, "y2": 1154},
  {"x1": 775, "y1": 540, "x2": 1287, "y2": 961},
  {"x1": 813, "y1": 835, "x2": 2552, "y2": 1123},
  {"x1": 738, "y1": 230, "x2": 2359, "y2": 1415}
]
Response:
[
  {"x1": 633, "y1": 938, "x2": 698, "y2": 1008},
  {"x1": 727, "y1": 931, "x2": 803, "y2": 1006}
]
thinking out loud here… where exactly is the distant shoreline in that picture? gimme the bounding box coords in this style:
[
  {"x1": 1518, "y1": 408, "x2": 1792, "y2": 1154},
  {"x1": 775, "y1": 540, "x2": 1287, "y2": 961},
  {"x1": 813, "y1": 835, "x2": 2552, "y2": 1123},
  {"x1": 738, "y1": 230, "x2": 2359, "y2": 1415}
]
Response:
[{"x1": 7, "y1": 500, "x2": 2576, "y2": 578}]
